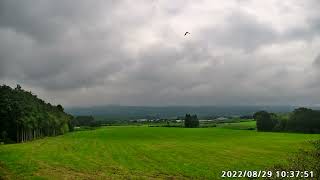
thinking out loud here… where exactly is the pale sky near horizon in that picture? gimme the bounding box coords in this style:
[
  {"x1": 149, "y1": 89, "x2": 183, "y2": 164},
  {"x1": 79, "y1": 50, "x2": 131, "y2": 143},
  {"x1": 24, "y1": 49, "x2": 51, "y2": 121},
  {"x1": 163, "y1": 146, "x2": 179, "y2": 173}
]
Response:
[{"x1": 1, "y1": 0, "x2": 320, "y2": 107}]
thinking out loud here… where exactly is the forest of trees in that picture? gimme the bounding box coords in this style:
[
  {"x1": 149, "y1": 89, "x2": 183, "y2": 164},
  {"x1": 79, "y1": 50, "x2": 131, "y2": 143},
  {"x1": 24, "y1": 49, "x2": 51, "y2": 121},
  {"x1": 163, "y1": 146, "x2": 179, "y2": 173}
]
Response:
[
  {"x1": 254, "y1": 107, "x2": 320, "y2": 133},
  {"x1": 0, "y1": 84, "x2": 74, "y2": 143},
  {"x1": 184, "y1": 114, "x2": 199, "y2": 128}
]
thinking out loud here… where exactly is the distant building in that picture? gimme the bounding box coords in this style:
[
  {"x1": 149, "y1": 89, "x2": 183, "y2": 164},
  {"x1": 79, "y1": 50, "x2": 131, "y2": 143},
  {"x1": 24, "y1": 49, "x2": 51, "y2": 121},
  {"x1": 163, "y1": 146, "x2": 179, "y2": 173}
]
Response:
[
  {"x1": 199, "y1": 120, "x2": 214, "y2": 122},
  {"x1": 216, "y1": 117, "x2": 228, "y2": 121}
]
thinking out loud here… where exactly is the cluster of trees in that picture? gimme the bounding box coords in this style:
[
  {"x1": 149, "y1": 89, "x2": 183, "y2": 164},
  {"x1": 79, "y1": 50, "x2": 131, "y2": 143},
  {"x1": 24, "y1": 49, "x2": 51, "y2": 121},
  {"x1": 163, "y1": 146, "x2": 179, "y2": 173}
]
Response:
[
  {"x1": 254, "y1": 107, "x2": 320, "y2": 133},
  {"x1": 0, "y1": 85, "x2": 73, "y2": 143},
  {"x1": 184, "y1": 114, "x2": 199, "y2": 128},
  {"x1": 239, "y1": 115, "x2": 253, "y2": 119},
  {"x1": 72, "y1": 116, "x2": 102, "y2": 127}
]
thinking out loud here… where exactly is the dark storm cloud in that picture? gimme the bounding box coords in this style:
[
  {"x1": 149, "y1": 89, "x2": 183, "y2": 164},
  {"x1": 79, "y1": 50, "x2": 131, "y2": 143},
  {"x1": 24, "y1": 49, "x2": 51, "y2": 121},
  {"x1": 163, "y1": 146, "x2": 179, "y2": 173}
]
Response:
[
  {"x1": 0, "y1": 0, "x2": 119, "y2": 43},
  {"x1": 0, "y1": 0, "x2": 320, "y2": 106},
  {"x1": 0, "y1": 0, "x2": 131, "y2": 91}
]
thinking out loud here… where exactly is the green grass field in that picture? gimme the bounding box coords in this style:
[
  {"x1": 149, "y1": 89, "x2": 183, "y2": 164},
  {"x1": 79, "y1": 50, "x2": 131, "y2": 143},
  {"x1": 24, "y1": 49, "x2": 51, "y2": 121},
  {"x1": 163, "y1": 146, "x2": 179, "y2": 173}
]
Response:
[
  {"x1": 1, "y1": 123, "x2": 320, "y2": 179},
  {"x1": 216, "y1": 120, "x2": 256, "y2": 130}
]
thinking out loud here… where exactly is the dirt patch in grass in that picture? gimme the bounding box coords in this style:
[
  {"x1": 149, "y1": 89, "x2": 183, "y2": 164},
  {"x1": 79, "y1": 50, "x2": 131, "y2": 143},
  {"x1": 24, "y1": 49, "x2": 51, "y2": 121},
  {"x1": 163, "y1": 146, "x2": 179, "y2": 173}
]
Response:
[
  {"x1": 0, "y1": 162, "x2": 15, "y2": 180},
  {"x1": 33, "y1": 162, "x2": 187, "y2": 180}
]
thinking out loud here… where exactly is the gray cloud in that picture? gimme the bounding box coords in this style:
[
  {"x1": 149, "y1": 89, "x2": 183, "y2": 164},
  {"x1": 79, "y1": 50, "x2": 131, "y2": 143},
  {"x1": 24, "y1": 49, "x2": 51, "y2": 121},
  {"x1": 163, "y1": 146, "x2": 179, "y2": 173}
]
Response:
[
  {"x1": 313, "y1": 54, "x2": 320, "y2": 68},
  {"x1": 201, "y1": 11, "x2": 278, "y2": 51},
  {"x1": 0, "y1": 0, "x2": 320, "y2": 107},
  {"x1": 0, "y1": 0, "x2": 119, "y2": 43}
]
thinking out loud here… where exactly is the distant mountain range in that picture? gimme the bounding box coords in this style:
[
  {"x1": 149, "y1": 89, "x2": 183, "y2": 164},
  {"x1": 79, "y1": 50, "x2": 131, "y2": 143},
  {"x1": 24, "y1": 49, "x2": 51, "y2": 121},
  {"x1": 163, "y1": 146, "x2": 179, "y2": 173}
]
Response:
[{"x1": 66, "y1": 105, "x2": 300, "y2": 118}]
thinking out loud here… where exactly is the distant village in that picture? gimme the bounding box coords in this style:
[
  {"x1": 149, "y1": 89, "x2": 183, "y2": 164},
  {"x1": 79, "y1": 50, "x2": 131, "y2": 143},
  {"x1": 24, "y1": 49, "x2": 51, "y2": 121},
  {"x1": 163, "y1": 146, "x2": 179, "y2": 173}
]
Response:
[{"x1": 131, "y1": 115, "x2": 253, "y2": 123}]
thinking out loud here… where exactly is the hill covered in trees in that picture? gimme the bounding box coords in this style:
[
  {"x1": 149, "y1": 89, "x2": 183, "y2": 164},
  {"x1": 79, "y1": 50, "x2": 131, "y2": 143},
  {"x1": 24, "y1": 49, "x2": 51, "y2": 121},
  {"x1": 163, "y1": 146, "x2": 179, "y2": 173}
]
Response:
[{"x1": 0, "y1": 85, "x2": 73, "y2": 143}]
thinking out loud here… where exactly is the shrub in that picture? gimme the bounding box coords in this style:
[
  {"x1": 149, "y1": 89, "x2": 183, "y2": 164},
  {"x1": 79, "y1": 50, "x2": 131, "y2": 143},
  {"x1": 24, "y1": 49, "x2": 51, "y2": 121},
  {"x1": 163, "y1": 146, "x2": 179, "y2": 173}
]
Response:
[{"x1": 269, "y1": 140, "x2": 320, "y2": 179}]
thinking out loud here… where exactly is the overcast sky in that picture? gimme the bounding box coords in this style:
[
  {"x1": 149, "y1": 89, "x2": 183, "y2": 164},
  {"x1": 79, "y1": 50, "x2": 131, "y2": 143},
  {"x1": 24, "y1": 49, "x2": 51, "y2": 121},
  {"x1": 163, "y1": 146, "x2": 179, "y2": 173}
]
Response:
[{"x1": 1, "y1": 0, "x2": 320, "y2": 107}]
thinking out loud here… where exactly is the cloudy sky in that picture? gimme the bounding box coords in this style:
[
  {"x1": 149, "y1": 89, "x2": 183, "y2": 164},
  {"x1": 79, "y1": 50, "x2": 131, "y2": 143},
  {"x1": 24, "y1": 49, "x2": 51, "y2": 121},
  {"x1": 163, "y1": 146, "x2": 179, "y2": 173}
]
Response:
[{"x1": 1, "y1": 0, "x2": 320, "y2": 107}]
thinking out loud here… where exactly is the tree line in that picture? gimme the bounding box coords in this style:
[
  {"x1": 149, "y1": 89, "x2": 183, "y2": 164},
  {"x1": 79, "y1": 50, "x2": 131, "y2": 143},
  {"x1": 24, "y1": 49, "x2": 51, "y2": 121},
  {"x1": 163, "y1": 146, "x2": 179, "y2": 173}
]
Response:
[
  {"x1": 254, "y1": 107, "x2": 320, "y2": 133},
  {"x1": 0, "y1": 84, "x2": 73, "y2": 143},
  {"x1": 72, "y1": 116, "x2": 102, "y2": 127}
]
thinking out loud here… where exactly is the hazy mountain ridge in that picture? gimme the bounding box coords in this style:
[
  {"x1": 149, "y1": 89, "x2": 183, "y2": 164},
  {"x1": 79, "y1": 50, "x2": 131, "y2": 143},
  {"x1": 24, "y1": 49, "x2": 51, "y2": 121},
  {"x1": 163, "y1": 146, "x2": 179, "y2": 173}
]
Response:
[{"x1": 66, "y1": 105, "x2": 298, "y2": 118}]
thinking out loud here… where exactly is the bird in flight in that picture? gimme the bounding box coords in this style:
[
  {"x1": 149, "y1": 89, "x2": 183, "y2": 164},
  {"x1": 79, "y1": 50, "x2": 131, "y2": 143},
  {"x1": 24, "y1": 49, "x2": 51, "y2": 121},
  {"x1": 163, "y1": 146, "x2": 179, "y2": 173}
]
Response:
[{"x1": 184, "y1": 32, "x2": 190, "y2": 36}]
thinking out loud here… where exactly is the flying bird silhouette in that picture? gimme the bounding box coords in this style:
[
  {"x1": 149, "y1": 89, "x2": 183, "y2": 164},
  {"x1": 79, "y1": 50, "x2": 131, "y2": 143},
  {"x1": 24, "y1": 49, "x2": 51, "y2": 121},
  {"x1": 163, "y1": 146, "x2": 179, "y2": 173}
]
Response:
[{"x1": 184, "y1": 32, "x2": 190, "y2": 36}]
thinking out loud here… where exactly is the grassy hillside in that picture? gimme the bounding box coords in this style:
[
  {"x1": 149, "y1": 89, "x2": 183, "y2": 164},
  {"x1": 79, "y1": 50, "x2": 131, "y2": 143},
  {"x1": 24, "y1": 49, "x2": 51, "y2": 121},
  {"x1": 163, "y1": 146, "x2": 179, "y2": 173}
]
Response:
[{"x1": 0, "y1": 125, "x2": 319, "y2": 179}]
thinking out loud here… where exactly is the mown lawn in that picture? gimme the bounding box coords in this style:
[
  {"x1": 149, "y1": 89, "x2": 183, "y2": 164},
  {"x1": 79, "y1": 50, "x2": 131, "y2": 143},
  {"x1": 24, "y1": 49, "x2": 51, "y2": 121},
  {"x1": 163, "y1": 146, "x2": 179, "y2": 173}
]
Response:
[{"x1": 0, "y1": 125, "x2": 319, "y2": 179}]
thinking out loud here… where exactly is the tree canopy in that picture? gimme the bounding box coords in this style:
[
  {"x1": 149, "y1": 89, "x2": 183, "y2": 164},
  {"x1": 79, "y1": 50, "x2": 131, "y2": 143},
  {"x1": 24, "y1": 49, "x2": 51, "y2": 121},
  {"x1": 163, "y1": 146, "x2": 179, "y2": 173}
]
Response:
[
  {"x1": 254, "y1": 108, "x2": 320, "y2": 133},
  {"x1": 254, "y1": 111, "x2": 277, "y2": 131},
  {"x1": 0, "y1": 84, "x2": 73, "y2": 143},
  {"x1": 184, "y1": 114, "x2": 199, "y2": 128}
]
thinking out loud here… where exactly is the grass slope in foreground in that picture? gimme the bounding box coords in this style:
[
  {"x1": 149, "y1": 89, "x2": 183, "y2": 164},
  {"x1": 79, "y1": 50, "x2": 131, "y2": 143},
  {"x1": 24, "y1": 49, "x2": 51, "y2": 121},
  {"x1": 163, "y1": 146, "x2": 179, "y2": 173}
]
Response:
[{"x1": 0, "y1": 125, "x2": 319, "y2": 179}]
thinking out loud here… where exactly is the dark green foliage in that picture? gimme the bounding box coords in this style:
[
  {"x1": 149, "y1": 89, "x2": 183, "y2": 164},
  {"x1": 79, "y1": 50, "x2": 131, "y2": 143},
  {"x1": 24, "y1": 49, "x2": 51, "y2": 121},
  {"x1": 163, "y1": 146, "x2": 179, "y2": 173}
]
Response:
[
  {"x1": 254, "y1": 111, "x2": 277, "y2": 131},
  {"x1": 67, "y1": 114, "x2": 75, "y2": 132},
  {"x1": 57, "y1": 104, "x2": 64, "y2": 112},
  {"x1": 287, "y1": 108, "x2": 320, "y2": 133},
  {"x1": 272, "y1": 115, "x2": 288, "y2": 131},
  {"x1": 74, "y1": 116, "x2": 101, "y2": 127},
  {"x1": 0, "y1": 84, "x2": 73, "y2": 143},
  {"x1": 184, "y1": 114, "x2": 199, "y2": 128},
  {"x1": 254, "y1": 108, "x2": 320, "y2": 133}
]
